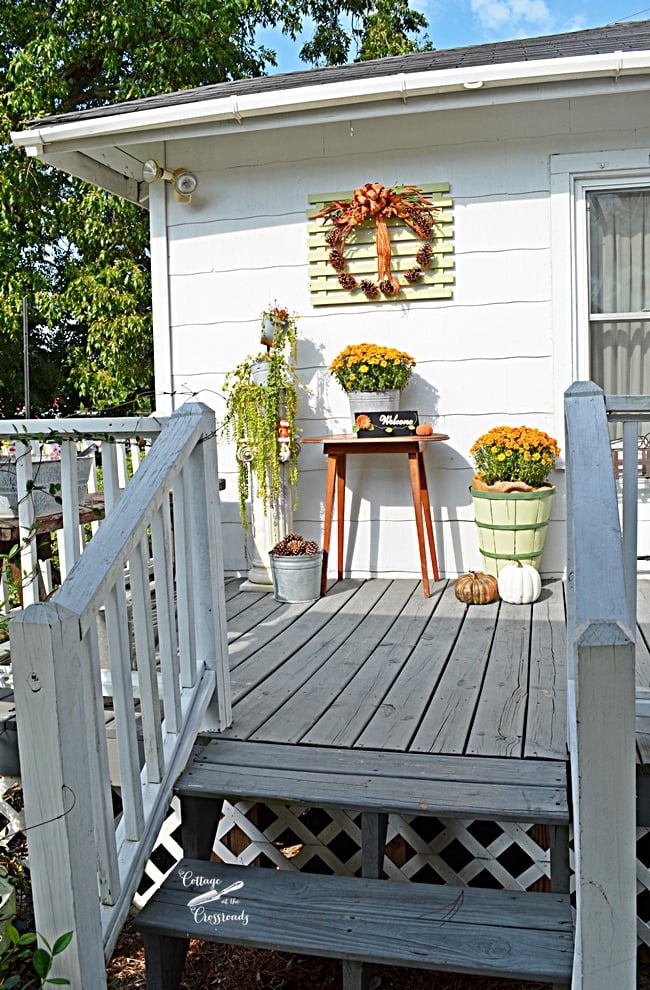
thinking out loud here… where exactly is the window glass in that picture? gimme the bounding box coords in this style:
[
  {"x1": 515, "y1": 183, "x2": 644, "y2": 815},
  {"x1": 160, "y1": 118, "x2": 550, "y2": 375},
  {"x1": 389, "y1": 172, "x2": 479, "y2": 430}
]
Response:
[
  {"x1": 588, "y1": 189, "x2": 650, "y2": 401},
  {"x1": 589, "y1": 189, "x2": 650, "y2": 315}
]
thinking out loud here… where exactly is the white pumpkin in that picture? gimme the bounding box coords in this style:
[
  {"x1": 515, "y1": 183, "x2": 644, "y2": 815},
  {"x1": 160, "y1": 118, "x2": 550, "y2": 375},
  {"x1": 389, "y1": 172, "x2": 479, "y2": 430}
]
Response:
[{"x1": 497, "y1": 561, "x2": 541, "y2": 604}]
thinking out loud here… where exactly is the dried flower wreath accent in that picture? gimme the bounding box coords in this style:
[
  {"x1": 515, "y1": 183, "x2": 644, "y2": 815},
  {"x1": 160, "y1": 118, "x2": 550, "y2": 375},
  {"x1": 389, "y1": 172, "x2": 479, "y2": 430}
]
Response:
[{"x1": 313, "y1": 182, "x2": 438, "y2": 298}]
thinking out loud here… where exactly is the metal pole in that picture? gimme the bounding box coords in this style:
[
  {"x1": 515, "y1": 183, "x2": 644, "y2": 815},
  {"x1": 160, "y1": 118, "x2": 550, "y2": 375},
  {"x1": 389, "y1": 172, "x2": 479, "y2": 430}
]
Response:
[{"x1": 22, "y1": 296, "x2": 30, "y2": 418}]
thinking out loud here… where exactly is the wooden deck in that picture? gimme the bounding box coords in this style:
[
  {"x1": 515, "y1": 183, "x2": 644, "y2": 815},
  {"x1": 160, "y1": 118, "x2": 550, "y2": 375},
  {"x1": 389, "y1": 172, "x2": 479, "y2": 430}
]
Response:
[{"x1": 215, "y1": 576, "x2": 568, "y2": 762}]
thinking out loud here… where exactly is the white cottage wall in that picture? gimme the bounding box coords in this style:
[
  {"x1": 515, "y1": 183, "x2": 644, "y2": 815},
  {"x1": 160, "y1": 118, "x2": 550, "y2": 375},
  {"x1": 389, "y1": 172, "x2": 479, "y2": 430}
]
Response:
[{"x1": 154, "y1": 87, "x2": 650, "y2": 577}]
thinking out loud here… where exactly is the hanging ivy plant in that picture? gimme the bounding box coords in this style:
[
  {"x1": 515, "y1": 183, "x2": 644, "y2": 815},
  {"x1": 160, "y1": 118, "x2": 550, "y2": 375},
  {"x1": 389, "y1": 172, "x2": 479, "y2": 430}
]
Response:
[
  {"x1": 222, "y1": 308, "x2": 304, "y2": 539},
  {"x1": 313, "y1": 182, "x2": 438, "y2": 298}
]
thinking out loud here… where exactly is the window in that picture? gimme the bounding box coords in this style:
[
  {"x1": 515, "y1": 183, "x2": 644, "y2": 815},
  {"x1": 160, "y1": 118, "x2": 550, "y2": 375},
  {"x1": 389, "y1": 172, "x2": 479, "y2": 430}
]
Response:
[{"x1": 587, "y1": 188, "x2": 650, "y2": 395}]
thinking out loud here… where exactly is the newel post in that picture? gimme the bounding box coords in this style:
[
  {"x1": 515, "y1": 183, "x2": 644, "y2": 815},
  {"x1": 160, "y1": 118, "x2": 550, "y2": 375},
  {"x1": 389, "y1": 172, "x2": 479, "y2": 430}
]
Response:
[
  {"x1": 565, "y1": 381, "x2": 637, "y2": 989},
  {"x1": 183, "y1": 403, "x2": 231, "y2": 729},
  {"x1": 11, "y1": 602, "x2": 106, "y2": 986}
]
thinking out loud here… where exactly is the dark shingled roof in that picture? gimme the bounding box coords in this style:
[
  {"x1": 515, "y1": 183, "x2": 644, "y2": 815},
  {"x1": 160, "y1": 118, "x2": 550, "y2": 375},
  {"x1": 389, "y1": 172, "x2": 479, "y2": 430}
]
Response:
[{"x1": 28, "y1": 19, "x2": 650, "y2": 128}]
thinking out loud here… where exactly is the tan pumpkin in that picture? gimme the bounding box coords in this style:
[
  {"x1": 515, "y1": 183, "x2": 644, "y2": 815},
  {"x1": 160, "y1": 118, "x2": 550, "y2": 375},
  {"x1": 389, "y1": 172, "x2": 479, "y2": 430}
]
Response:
[{"x1": 454, "y1": 570, "x2": 499, "y2": 605}]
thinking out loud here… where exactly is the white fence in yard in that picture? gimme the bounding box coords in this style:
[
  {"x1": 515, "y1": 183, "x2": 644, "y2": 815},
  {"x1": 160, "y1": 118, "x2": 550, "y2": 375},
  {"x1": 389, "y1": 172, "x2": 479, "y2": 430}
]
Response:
[
  {"x1": 8, "y1": 402, "x2": 231, "y2": 986},
  {"x1": 564, "y1": 382, "x2": 637, "y2": 989},
  {"x1": 0, "y1": 414, "x2": 164, "y2": 611}
]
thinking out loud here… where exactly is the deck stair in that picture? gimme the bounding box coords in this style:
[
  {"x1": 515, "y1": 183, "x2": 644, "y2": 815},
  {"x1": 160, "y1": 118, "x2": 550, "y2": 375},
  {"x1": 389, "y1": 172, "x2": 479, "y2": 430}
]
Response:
[{"x1": 135, "y1": 738, "x2": 573, "y2": 988}]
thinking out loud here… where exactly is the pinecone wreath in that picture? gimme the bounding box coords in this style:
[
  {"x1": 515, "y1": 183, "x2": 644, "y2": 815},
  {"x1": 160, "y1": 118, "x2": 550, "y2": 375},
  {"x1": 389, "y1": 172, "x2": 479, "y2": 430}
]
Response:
[{"x1": 313, "y1": 182, "x2": 439, "y2": 299}]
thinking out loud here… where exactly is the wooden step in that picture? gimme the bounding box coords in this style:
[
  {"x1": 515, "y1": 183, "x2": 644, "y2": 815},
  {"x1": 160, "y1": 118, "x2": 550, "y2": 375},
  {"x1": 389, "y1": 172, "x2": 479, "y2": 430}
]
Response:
[
  {"x1": 134, "y1": 859, "x2": 573, "y2": 988},
  {"x1": 176, "y1": 739, "x2": 569, "y2": 823}
]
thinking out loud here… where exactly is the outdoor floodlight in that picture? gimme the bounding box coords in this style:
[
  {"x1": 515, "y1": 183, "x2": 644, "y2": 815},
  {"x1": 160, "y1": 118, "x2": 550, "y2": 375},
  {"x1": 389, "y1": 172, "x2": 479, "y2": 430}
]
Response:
[{"x1": 142, "y1": 159, "x2": 198, "y2": 203}]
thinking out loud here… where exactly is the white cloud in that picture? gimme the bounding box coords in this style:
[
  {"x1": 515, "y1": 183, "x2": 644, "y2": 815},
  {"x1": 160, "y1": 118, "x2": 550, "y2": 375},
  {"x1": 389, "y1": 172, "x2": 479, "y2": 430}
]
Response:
[{"x1": 470, "y1": 0, "x2": 553, "y2": 34}]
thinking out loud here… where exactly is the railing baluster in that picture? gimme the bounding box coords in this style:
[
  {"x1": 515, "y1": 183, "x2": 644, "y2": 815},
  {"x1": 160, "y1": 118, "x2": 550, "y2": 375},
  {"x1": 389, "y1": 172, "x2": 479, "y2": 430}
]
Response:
[
  {"x1": 15, "y1": 441, "x2": 38, "y2": 606},
  {"x1": 105, "y1": 581, "x2": 145, "y2": 839},
  {"x1": 173, "y1": 469, "x2": 196, "y2": 688},
  {"x1": 116, "y1": 441, "x2": 129, "y2": 490},
  {"x1": 151, "y1": 501, "x2": 181, "y2": 733},
  {"x1": 82, "y1": 621, "x2": 121, "y2": 905},
  {"x1": 102, "y1": 440, "x2": 121, "y2": 512},
  {"x1": 130, "y1": 535, "x2": 164, "y2": 783},
  {"x1": 622, "y1": 419, "x2": 639, "y2": 631},
  {"x1": 60, "y1": 439, "x2": 80, "y2": 579}
]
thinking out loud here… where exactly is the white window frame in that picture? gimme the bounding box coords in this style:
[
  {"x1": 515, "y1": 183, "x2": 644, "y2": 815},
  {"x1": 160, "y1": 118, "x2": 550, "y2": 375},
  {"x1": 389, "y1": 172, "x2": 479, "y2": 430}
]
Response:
[{"x1": 550, "y1": 150, "x2": 650, "y2": 407}]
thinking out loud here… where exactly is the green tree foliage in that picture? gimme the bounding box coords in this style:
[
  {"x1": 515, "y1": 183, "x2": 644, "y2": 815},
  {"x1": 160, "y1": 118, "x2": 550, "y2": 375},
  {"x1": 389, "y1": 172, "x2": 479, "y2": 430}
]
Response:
[{"x1": 0, "y1": 0, "x2": 429, "y2": 415}]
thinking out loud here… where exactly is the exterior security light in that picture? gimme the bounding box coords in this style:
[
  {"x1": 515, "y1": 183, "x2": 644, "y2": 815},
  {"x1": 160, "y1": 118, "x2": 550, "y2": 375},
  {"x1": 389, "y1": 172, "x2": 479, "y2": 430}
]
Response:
[
  {"x1": 171, "y1": 168, "x2": 198, "y2": 203},
  {"x1": 142, "y1": 159, "x2": 165, "y2": 183},
  {"x1": 141, "y1": 160, "x2": 198, "y2": 203}
]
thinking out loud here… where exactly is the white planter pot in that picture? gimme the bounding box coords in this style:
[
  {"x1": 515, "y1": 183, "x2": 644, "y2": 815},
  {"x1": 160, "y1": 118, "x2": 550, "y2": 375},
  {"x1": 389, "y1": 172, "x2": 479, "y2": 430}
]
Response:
[{"x1": 251, "y1": 360, "x2": 270, "y2": 385}]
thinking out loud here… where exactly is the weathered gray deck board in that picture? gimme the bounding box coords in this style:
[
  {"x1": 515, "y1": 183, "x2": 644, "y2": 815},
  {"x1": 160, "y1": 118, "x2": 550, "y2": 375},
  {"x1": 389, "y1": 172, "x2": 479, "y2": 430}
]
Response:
[
  {"x1": 466, "y1": 600, "x2": 531, "y2": 758},
  {"x1": 180, "y1": 740, "x2": 569, "y2": 821},
  {"x1": 227, "y1": 580, "x2": 387, "y2": 724},
  {"x1": 225, "y1": 588, "x2": 268, "y2": 621},
  {"x1": 410, "y1": 596, "x2": 500, "y2": 754},
  {"x1": 249, "y1": 580, "x2": 418, "y2": 744},
  {"x1": 135, "y1": 859, "x2": 574, "y2": 984},
  {"x1": 525, "y1": 580, "x2": 567, "y2": 760},
  {"x1": 302, "y1": 582, "x2": 446, "y2": 747},
  {"x1": 356, "y1": 582, "x2": 465, "y2": 751},
  {"x1": 213, "y1": 578, "x2": 572, "y2": 761}
]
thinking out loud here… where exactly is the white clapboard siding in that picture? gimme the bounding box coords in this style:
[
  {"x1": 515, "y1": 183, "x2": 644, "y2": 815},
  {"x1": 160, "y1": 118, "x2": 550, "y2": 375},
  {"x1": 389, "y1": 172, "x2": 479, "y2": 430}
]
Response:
[{"x1": 9, "y1": 402, "x2": 230, "y2": 987}]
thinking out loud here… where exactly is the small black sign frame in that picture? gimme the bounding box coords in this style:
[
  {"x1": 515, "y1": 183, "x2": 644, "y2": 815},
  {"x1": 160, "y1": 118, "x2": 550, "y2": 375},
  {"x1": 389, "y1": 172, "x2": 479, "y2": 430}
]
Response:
[{"x1": 353, "y1": 410, "x2": 419, "y2": 437}]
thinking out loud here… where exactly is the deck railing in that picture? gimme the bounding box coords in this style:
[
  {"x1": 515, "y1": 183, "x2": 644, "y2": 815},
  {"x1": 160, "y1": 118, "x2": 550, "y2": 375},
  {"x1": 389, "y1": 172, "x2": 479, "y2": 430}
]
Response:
[
  {"x1": 0, "y1": 415, "x2": 165, "y2": 610},
  {"x1": 9, "y1": 401, "x2": 231, "y2": 986},
  {"x1": 564, "y1": 382, "x2": 636, "y2": 989}
]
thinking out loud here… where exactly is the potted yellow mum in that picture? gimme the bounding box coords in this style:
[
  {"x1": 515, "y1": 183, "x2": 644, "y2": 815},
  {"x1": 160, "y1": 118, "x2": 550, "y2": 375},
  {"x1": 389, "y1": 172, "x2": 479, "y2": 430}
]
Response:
[
  {"x1": 328, "y1": 343, "x2": 416, "y2": 427},
  {"x1": 469, "y1": 425, "x2": 560, "y2": 576}
]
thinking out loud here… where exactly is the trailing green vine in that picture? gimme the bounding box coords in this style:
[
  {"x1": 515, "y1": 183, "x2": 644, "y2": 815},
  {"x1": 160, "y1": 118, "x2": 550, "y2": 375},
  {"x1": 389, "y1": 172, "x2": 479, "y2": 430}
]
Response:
[{"x1": 221, "y1": 307, "x2": 305, "y2": 541}]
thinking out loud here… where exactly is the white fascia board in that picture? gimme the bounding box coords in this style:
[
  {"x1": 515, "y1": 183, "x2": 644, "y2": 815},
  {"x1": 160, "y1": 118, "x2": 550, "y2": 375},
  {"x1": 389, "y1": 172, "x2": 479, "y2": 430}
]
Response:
[{"x1": 11, "y1": 49, "x2": 650, "y2": 153}]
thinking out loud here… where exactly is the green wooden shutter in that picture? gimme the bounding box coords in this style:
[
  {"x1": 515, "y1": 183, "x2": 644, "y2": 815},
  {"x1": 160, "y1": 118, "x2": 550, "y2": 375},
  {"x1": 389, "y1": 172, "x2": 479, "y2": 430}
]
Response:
[{"x1": 307, "y1": 183, "x2": 454, "y2": 307}]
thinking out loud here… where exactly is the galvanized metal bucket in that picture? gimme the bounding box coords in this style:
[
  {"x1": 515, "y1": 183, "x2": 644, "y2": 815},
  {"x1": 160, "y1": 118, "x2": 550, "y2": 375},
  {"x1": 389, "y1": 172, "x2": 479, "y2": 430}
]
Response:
[{"x1": 269, "y1": 550, "x2": 322, "y2": 603}]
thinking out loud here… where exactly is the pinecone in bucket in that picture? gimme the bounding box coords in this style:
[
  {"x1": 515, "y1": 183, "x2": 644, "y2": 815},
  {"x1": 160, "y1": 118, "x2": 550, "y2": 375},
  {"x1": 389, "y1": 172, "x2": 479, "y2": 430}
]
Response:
[{"x1": 271, "y1": 534, "x2": 321, "y2": 556}]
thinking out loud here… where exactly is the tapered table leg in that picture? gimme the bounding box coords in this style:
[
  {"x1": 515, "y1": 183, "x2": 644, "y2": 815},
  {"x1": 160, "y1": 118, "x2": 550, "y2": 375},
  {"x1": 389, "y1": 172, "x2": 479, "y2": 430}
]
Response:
[
  {"x1": 418, "y1": 450, "x2": 439, "y2": 582},
  {"x1": 336, "y1": 454, "x2": 346, "y2": 580},
  {"x1": 408, "y1": 451, "x2": 430, "y2": 597},
  {"x1": 321, "y1": 453, "x2": 337, "y2": 595}
]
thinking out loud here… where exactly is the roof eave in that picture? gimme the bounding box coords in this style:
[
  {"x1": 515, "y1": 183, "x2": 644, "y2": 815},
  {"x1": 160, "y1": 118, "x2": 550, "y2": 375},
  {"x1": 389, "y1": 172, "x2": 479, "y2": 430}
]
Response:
[{"x1": 11, "y1": 50, "x2": 650, "y2": 155}]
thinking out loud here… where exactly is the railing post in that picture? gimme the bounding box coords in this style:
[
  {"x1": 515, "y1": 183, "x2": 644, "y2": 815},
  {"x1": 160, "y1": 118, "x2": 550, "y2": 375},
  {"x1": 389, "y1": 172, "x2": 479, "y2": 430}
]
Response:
[
  {"x1": 565, "y1": 381, "x2": 637, "y2": 989},
  {"x1": 11, "y1": 602, "x2": 106, "y2": 986},
  {"x1": 184, "y1": 404, "x2": 231, "y2": 729}
]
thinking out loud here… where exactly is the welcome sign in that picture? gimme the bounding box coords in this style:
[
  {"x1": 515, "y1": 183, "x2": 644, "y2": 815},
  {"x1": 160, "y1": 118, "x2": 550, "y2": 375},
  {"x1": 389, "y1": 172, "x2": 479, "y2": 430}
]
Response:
[{"x1": 353, "y1": 411, "x2": 419, "y2": 437}]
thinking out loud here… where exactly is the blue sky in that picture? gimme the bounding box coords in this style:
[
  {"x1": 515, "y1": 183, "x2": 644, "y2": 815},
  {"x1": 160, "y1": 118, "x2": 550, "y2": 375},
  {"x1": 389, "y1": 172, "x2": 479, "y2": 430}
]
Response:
[{"x1": 257, "y1": 1, "x2": 650, "y2": 74}]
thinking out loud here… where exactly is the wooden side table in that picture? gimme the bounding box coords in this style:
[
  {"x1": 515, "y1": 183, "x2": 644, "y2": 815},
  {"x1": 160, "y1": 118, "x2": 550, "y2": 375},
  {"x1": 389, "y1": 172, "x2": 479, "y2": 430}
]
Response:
[{"x1": 303, "y1": 433, "x2": 449, "y2": 598}]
